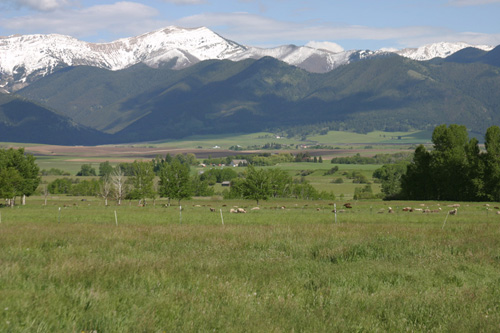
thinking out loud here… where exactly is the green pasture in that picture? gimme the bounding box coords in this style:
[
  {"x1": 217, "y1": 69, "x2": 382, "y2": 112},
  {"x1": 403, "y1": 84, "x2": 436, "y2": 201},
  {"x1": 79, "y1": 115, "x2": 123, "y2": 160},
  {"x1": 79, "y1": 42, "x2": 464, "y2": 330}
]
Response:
[
  {"x1": 259, "y1": 162, "x2": 382, "y2": 198},
  {"x1": 1, "y1": 197, "x2": 499, "y2": 332},
  {"x1": 307, "y1": 130, "x2": 433, "y2": 145},
  {"x1": 131, "y1": 129, "x2": 433, "y2": 149},
  {"x1": 150, "y1": 132, "x2": 298, "y2": 149},
  {"x1": 36, "y1": 156, "x2": 101, "y2": 176}
]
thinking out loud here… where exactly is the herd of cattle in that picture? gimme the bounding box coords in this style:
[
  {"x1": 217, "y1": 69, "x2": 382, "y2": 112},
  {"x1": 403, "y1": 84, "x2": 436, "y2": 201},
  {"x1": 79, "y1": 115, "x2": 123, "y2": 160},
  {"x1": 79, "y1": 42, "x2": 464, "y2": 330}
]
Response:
[{"x1": 198, "y1": 202, "x2": 500, "y2": 215}]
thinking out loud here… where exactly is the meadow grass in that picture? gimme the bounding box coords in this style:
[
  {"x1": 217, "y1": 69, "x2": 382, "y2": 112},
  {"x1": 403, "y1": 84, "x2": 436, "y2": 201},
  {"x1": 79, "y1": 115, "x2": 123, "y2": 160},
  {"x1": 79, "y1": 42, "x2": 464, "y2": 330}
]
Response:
[
  {"x1": 150, "y1": 132, "x2": 298, "y2": 149},
  {"x1": 307, "y1": 130, "x2": 432, "y2": 145},
  {"x1": 1, "y1": 197, "x2": 499, "y2": 332},
  {"x1": 122, "y1": 129, "x2": 431, "y2": 149},
  {"x1": 36, "y1": 156, "x2": 98, "y2": 176}
]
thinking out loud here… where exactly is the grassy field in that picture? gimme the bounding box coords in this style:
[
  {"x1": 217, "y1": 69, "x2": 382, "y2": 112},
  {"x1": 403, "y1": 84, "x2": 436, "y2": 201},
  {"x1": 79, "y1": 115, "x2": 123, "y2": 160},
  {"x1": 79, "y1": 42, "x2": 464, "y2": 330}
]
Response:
[
  {"x1": 307, "y1": 130, "x2": 433, "y2": 145},
  {"x1": 150, "y1": 132, "x2": 298, "y2": 149},
  {"x1": 1, "y1": 197, "x2": 499, "y2": 331},
  {"x1": 130, "y1": 129, "x2": 433, "y2": 149},
  {"x1": 3, "y1": 130, "x2": 499, "y2": 331}
]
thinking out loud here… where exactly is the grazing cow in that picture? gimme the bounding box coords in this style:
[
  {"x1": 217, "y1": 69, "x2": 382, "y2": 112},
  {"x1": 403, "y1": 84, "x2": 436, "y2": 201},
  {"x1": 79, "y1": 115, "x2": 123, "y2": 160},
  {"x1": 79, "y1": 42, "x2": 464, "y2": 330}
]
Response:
[
  {"x1": 210, "y1": 208, "x2": 216, "y2": 212},
  {"x1": 449, "y1": 208, "x2": 458, "y2": 215},
  {"x1": 388, "y1": 207, "x2": 394, "y2": 213},
  {"x1": 237, "y1": 208, "x2": 247, "y2": 213},
  {"x1": 344, "y1": 203, "x2": 352, "y2": 209},
  {"x1": 230, "y1": 208, "x2": 237, "y2": 213},
  {"x1": 402, "y1": 207, "x2": 412, "y2": 212}
]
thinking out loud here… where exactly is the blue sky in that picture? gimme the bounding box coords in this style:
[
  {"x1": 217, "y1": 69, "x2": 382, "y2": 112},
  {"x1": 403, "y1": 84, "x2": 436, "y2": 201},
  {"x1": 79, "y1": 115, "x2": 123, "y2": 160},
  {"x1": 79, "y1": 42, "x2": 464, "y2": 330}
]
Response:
[{"x1": 1, "y1": 0, "x2": 499, "y2": 51}]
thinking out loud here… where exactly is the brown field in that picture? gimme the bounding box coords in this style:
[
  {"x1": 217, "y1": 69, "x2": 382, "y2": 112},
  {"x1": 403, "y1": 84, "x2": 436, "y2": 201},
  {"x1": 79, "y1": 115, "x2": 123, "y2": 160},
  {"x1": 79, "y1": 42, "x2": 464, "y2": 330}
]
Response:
[{"x1": 23, "y1": 144, "x2": 371, "y2": 161}]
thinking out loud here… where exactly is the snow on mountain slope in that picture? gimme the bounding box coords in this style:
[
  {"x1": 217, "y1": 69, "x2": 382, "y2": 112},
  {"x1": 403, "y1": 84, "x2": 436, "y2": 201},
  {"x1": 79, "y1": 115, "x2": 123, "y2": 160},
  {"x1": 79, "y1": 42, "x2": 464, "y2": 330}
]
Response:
[
  {"x1": 0, "y1": 26, "x2": 247, "y2": 91},
  {"x1": 396, "y1": 42, "x2": 493, "y2": 61},
  {"x1": 0, "y1": 26, "x2": 495, "y2": 92},
  {"x1": 229, "y1": 45, "x2": 364, "y2": 73}
]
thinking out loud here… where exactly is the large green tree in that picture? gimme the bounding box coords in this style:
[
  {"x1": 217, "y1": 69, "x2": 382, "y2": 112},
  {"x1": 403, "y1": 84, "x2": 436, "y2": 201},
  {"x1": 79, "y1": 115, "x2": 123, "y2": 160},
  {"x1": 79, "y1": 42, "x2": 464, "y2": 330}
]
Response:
[
  {"x1": 0, "y1": 148, "x2": 40, "y2": 206},
  {"x1": 240, "y1": 166, "x2": 271, "y2": 205},
  {"x1": 400, "y1": 145, "x2": 434, "y2": 200},
  {"x1": 399, "y1": 124, "x2": 500, "y2": 201},
  {"x1": 76, "y1": 164, "x2": 97, "y2": 176},
  {"x1": 484, "y1": 125, "x2": 500, "y2": 201},
  {"x1": 158, "y1": 159, "x2": 193, "y2": 206},
  {"x1": 0, "y1": 168, "x2": 23, "y2": 204},
  {"x1": 128, "y1": 161, "x2": 156, "y2": 206},
  {"x1": 267, "y1": 168, "x2": 293, "y2": 198},
  {"x1": 373, "y1": 162, "x2": 408, "y2": 199},
  {"x1": 430, "y1": 124, "x2": 471, "y2": 200}
]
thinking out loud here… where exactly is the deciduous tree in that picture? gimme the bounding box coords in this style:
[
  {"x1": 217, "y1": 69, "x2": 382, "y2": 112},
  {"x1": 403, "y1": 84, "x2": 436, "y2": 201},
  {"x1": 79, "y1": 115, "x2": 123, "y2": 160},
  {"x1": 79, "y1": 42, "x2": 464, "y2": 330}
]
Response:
[
  {"x1": 240, "y1": 165, "x2": 271, "y2": 205},
  {"x1": 0, "y1": 148, "x2": 40, "y2": 206},
  {"x1": 158, "y1": 159, "x2": 193, "y2": 206},
  {"x1": 128, "y1": 161, "x2": 155, "y2": 206}
]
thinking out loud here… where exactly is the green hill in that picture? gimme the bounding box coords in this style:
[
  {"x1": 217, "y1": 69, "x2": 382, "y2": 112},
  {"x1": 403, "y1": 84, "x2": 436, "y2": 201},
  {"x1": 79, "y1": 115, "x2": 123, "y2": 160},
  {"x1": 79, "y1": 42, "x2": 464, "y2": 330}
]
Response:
[
  {"x1": 0, "y1": 94, "x2": 111, "y2": 145},
  {"x1": 14, "y1": 48, "x2": 500, "y2": 144}
]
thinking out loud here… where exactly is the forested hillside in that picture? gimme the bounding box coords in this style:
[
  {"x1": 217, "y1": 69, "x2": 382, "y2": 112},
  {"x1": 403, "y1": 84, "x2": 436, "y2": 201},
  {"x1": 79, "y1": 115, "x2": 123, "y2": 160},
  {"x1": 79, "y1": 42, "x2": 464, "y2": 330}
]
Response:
[
  {"x1": 0, "y1": 93, "x2": 111, "y2": 145},
  {"x1": 7, "y1": 47, "x2": 500, "y2": 145}
]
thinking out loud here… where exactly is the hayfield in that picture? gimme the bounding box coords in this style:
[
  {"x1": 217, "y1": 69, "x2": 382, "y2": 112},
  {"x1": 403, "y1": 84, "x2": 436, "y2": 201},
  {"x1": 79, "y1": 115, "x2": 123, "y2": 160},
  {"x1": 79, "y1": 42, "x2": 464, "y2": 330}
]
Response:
[{"x1": 1, "y1": 197, "x2": 499, "y2": 332}]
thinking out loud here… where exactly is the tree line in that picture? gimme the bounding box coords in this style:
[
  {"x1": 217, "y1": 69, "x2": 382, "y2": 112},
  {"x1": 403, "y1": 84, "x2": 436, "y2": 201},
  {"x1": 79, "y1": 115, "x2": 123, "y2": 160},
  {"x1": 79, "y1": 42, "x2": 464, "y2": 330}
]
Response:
[
  {"x1": 39, "y1": 153, "x2": 335, "y2": 206},
  {"x1": 0, "y1": 148, "x2": 40, "y2": 206},
  {"x1": 375, "y1": 124, "x2": 500, "y2": 201}
]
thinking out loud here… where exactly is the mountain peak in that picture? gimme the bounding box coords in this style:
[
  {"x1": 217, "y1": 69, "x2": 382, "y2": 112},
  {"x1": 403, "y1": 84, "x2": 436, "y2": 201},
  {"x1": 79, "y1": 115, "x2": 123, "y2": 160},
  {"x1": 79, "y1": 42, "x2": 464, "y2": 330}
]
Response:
[
  {"x1": 0, "y1": 27, "x2": 497, "y2": 92},
  {"x1": 396, "y1": 41, "x2": 493, "y2": 61}
]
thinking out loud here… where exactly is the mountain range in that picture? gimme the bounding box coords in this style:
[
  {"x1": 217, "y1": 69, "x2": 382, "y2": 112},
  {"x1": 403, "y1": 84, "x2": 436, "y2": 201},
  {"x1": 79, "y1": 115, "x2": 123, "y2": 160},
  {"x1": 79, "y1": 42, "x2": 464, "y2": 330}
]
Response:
[
  {"x1": 1, "y1": 26, "x2": 493, "y2": 93},
  {"x1": 1, "y1": 26, "x2": 499, "y2": 145}
]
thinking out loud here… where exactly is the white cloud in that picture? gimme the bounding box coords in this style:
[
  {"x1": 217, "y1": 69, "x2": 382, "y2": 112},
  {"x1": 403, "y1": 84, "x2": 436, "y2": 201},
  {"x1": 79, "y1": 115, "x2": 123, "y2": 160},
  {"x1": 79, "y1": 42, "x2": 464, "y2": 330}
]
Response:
[
  {"x1": 161, "y1": 0, "x2": 207, "y2": 4},
  {"x1": 175, "y1": 13, "x2": 437, "y2": 46},
  {"x1": 7, "y1": 0, "x2": 73, "y2": 11},
  {"x1": 175, "y1": 12, "x2": 500, "y2": 49},
  {"x1": 1, "y1": 3, "x2": 499, "y2": 50},
  {"x1": 305, "y1": 41, "x2": 344, "y2": 53},
  {"x1": 403, "y1": 31, "x2": 500, "y2": 48},
  {"x1": 448, "y1": 0, "x2": 500, "y2": 6},
  {"x1": 0, "y1": 2, "x2": 166, "y2": 39}
]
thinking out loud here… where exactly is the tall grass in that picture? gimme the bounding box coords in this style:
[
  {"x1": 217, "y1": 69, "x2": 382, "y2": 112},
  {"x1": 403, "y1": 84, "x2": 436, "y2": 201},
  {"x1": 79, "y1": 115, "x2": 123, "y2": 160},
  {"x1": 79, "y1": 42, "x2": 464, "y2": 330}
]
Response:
[{"x1": 1, "y1": 198, "x2": 499, "y2": 331}]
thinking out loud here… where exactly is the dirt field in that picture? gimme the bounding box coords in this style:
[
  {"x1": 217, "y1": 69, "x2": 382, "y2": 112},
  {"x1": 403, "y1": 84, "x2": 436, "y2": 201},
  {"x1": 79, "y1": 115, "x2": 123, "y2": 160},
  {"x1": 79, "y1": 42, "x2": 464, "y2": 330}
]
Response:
[{"x1": 23, "y1": 144, "x2": 364, "y2": 161}]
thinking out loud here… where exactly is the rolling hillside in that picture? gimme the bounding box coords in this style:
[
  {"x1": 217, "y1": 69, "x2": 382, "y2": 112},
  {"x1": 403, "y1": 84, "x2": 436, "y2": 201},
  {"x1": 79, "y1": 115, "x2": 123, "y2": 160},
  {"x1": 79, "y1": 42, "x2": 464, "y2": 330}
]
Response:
[
  {"x1": 12, "y1": 48, "x2": 500, "y2": 144},
  {"x1": 0, "y1": 94, "x2": 111, "y2": 145}
]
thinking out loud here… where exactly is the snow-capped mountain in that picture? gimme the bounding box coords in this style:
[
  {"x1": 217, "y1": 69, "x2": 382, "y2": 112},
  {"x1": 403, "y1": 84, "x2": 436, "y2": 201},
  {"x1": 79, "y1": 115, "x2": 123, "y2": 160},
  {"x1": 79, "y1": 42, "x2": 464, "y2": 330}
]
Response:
[
  {"x1": 230, "y1": 45, "x2": 377, "y2": 73},
  {"x1": 395, "y1": 42, "x2": 493, "y2": 61},
  {"x1": 0, "y1": 26, "x2": 494, "y2": 93},
  {"x1": 0, "y1": 26, "x2": 246, "y2": 92}
]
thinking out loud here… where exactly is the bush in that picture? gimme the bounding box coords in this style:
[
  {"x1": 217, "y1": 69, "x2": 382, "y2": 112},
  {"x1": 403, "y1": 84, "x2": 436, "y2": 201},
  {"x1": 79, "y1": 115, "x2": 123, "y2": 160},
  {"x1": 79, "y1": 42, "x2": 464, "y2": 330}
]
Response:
[
  {"x1": 324, "y1": 166, "x2": 339, "y2": 176},
  {"x1": 331, "y1": 178, "x2": 344, "y2": 184}
]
